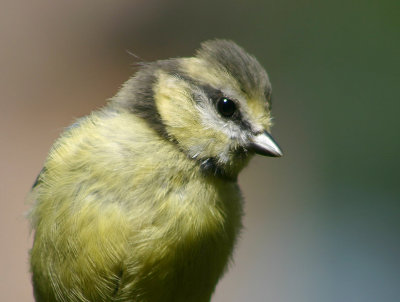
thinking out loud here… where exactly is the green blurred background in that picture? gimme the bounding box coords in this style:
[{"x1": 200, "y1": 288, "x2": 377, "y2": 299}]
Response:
[{"x1": 1, "y1": 0, "x2": 399, "y2": 301}]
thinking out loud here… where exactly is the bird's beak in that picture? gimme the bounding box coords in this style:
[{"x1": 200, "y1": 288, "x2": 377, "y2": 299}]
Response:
[{"x1": 249, "y1": 131, "x2": 283, "y2": 157}]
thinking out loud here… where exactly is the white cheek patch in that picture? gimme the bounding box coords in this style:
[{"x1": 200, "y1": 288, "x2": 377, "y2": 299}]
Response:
[
  {"x1": 194, "y1": 91, "x2": 235, "y2": 137},
  {"x1": 192, "y1": 89, "x2": 253, "y2": 165}
]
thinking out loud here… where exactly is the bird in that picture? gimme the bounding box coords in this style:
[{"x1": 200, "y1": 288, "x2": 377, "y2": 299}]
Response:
[{"x1": 28, "y1": 39, "x2": 282, "y2": 302}]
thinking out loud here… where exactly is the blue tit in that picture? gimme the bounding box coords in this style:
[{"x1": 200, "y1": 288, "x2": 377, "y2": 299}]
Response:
[{"x1": 29, "y1": 39, "x2": 282, "y2": 302}]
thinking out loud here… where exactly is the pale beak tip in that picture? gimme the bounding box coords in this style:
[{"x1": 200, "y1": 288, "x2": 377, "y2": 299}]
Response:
[{"x1": 250, "y1": 131, "x2": 283, "y2": 158}]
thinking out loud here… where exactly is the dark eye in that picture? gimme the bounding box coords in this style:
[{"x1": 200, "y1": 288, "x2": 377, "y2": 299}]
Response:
[{"x1": 217, "y1": 98, "x2": 236, "y2": 117}]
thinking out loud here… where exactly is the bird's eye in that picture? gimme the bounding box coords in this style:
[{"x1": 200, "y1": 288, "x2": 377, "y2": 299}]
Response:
[{"x1": 217, "y1": 98, "x2": 236, "y2": 117}]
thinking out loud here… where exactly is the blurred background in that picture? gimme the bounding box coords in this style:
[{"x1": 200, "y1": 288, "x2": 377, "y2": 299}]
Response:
[{"x1": 1, "y1": 0, "x2": 399, "y2": 301}]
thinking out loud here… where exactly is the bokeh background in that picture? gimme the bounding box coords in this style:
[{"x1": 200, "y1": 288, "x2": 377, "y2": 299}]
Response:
[{"x1": 1, "y1": 0, "x2": 399, "y2": 301}]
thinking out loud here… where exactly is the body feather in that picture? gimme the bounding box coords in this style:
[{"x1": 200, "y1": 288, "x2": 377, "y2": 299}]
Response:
[{"x1": 30, "y1": 110, "x2": 243, "y2": 302}]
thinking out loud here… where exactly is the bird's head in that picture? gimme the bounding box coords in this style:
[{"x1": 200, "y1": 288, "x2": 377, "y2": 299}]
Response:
[{"x1": 113, "y1": 39, "x2": 282, "y2": 179}]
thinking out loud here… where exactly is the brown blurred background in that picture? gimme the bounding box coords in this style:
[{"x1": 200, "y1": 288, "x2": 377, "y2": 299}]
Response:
[{"x1": 1, "y1": 0, "x2": 399, "y2": 301}]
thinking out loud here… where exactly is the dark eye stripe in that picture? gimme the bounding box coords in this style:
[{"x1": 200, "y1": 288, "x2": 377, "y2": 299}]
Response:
[{"x1": 175, "y1": 72, "x2": 254, "y2": 131}]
